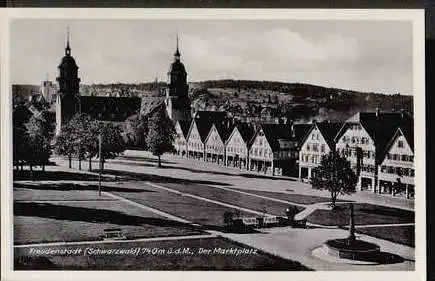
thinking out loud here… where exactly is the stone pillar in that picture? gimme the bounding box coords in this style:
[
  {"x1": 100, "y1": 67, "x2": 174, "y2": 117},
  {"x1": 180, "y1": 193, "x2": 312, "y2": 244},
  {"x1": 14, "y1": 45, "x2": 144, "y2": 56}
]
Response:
[
  {"x1": 308, "y1": 167, "x2": 312, "y2": 179},
  {"x1": 298, "y1": 166, "x2": 302, "y2": 182},
  {"x1": 271, "y1": 161, "x2": 274, "y2": 176},
  {"x1": 406, "y1": 184, "x2": 409, "y2": 199}
]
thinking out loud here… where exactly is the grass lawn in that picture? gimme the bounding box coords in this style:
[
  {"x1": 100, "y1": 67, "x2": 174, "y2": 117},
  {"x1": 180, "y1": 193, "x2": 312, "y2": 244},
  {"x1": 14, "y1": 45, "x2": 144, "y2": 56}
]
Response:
[
  {"x1": 162, "y1": 183, "x2": 304, "y2": 216},
  {"x1": 239, "y1": 189, "x2": 351, "y2": 205},
  {"x1": 354, "y1": 225, "x2": 415, "y2": 247},
  {"x1": 306, "y1": 203, "x2": 414, "y2": 226},
  {"x1": 14, "y1": 183, "x2": 114, "y2": 201},
  {"x1": 111, "y1": 182, "x2": 258, "y2": 229},
  {"x1": 14, "y1": 199, "x2": 203, "y2": 244},
  {"x1": 14, "y1": 237, "x2": 311, "y2": 270}
]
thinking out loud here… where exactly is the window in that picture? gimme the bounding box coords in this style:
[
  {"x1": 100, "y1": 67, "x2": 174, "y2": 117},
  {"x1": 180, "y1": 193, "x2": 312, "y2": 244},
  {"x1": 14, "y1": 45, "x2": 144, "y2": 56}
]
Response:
[
  {"x1": 381, "y1": 165, "x2": 386, "y2": 172},
  {"x1": 313, "y1": 144, "x2": 318, "y2": 152},
  {"x1": 401, "y1": 155, "x2": 407, "y2": 161},
  {"x1": 312, "y1": 134, "x2": 315, "y2": 140},
  {"x1": 410, "y1": 169, "x2": 415, "y2": 177},
  {"x1": 307, "y1": 144, "x2": 310, "y2": 151},
  {"x1": 321, "y1": 144, "x2": 325, "y2": 153},
  {"x1": 398, "y1": 140, "x2": 404, "y2": 148},
  {"x1": 409, "y1": 155, "x2": 414, "y2": 162}
]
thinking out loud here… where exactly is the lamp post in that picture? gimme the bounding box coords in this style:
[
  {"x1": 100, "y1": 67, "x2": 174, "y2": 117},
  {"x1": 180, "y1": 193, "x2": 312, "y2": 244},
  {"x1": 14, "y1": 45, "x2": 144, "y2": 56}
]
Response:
[{"x1": 98, "y1": 132, "x2": 102, "y2": 196}]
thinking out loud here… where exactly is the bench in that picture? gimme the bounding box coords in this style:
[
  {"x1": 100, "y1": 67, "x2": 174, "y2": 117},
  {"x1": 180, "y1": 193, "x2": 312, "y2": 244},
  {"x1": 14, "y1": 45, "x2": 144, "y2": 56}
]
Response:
[
  {"x1": 242, "y1": 217, "x2": 258, "y2": 228},
  {"x1": 263, "y1": 216, "x2": 279, "y2": 227},
  {"x1": 103, "y1": 228, "x2": 127, "y2": 240}
]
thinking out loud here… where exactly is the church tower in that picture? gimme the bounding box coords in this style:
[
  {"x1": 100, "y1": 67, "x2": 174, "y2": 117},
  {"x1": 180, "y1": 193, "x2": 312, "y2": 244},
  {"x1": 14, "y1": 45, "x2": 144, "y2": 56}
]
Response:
[
  {"x1": 165, "y1": 35, "x2": 191, "y2": 122},
  {"x1": 55, "y1": 28, "x2": 81, "y2": 135}
]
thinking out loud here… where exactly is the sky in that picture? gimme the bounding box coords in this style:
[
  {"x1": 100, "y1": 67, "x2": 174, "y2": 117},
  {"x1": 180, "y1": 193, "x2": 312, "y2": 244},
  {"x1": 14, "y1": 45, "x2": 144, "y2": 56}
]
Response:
[{"x1": 10, "y1": 19, "x2": 413, "y2": 95}]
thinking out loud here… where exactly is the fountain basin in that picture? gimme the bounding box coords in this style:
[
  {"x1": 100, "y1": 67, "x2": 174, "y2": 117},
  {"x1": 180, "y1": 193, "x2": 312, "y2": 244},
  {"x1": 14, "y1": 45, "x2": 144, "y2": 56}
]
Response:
[{"x1": 323, "y1": 238, "x2": 380, "y2": 260}]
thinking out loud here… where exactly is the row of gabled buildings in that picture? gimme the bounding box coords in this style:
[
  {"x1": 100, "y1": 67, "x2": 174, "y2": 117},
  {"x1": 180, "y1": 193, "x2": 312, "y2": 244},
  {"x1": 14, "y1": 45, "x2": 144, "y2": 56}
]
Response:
[{"x1": 173, "y1": 110, "x2": 414, "y2": 198}]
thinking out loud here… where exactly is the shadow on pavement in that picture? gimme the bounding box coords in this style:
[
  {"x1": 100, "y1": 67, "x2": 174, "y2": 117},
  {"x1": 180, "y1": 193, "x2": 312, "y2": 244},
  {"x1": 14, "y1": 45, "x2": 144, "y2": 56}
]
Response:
[
  {"x1": 14, "y1": 201, "x2": 196, "y2": 229},
  {"x1": 109, "y1": 159, "x2": 297, "y2": 182},
  {"x1": 14, "y1": 182, "x2": 156, "y2": 193},
  {"x1": 13, "y1": 170, "x2": 108, "y2": 182},
  {"x1": 102, "y1": 169, "x2": 232, "y2": 187}
]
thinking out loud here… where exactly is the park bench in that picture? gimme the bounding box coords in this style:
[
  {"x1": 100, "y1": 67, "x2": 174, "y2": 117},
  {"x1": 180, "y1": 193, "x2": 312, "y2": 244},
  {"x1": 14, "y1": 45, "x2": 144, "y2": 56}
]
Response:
[
  {"x1": 103, "y1": 228, "x2": 126, "y2": 240},
  {"x1": 263, "y1": 216, "x2": 279, "y2": 227}
]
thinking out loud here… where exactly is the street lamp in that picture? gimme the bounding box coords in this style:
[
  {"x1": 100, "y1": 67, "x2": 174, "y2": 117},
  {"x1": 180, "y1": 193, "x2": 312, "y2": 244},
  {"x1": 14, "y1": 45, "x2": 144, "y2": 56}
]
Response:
[{"x1": 98, "y1": 132, "x2": 102, "y2": 196}]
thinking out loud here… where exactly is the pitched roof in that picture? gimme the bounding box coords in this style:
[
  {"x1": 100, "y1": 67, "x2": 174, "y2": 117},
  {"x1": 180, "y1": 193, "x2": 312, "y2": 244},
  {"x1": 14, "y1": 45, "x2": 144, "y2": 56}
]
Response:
[
  {"x1": 193, "y1": 119, "x2": 213, "y2": 143},
  {"x1": 141, "y1": 98, "x2": 165, "y2": 116},
  {"x1": 236, "y1": 123, "x2": 255, "y2": 143},
  {"x1": 254, "y1": 123, "x2": 310, "y2": 151},
  {"x1": 177, "y1": 119, "x2": 192, "y2": 139},
  {"x1": 314, "y1": 122, "x2": 343, "y2": 149},
  {"x1": 213, "y1": 122, "x2": 234, "y2": 143},
  {"x1": 378, "y1": 124, "x2": 414, "y2": 162},
  {"x1": 335, "y1": 111, "x2": 413, "y2": 159},
  {"x1": 80, "y1": 96, "x2": 142, "y2": 121},
  {"x1": 194, "y1": 111, "x2": 227, "y2": 122}
]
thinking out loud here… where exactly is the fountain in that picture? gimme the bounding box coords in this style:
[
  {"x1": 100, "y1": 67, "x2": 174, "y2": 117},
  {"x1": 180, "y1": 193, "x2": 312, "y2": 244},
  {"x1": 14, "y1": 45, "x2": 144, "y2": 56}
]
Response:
[{"x1": 322, "y1": 204, "x2": 381, "y2": 261}]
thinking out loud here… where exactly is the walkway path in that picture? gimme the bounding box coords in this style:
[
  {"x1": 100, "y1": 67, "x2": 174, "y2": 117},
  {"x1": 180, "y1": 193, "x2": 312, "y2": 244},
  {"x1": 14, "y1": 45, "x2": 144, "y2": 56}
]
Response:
[{"x1": 14, "y1": 233, "x2": 216, "y2": 248}]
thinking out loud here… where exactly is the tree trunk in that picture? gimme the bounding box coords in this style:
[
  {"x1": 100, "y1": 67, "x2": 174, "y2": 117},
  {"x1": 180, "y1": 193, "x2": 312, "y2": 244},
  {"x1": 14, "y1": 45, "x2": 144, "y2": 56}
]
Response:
[
  {"x1": 157, "y1": 155, "x2": 161, "y2": 167},
  {"x1": 29, "y1": 164, "x2": 34, "y2": 181},
  {"x1": 78, "y1": 157, "x2": 82, "y2": 170},
  {"x1": 68, "y1": 155, "x2": 72, "y2": 168},
  {"x1": 42, "y1": 164, "x2": 45, "y2": 172},
  {"x1": 330, "y1": 190, "x2": 337, "y2": 209},
  {"x1": 89, "y1": 156, "x2": 92, "y2": 172}
]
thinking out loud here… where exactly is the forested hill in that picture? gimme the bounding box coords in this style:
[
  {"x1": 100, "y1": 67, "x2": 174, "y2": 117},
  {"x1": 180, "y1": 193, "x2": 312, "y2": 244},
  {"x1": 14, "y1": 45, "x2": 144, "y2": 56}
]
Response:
[
  {"x1": 189, "y1": 79, "x2": 413, "y2": 122},
  {"x1": 13, "y1": 79, "x2": 413, "y2": 122}
]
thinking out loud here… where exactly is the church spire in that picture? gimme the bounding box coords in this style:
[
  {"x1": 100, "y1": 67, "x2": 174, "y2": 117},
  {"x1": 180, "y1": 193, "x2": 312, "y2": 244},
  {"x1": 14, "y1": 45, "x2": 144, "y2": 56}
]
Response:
[
  {"x1": 174, "y1": 33, "x2": 180, "y2": 60},
  {"x1": 65, "y1": 26, "x2": 71, "y2": 56}
]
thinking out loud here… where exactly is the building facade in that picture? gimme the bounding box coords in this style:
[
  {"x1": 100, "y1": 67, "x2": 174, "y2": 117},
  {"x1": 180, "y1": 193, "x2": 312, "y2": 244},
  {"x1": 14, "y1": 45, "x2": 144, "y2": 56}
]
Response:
[
  {"x1": 174, "y1": 119, "x2": 191, "y2": 156},
  {"x1": 334, "y1": 111, "x2": 413, "y2": 192},
  {"x1": 298, "y1": 121, "x2": 342, "y2": 181},
  {"x1": 186, "y1": 120, "x2": 212, "y2": 160},
  {"x1": 378, "y1": 126, "x2": 414, "y2": 198},
  {"x1": 225, "y1": 123, "x2": 254, "y2": 169},
  {"x1": 204, "y1": 123, "x2": 232, "y2": 164}
]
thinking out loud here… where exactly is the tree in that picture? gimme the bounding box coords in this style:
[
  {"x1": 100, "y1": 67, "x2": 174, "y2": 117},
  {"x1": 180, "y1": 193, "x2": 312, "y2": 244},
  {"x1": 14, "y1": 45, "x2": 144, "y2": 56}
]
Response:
[
  {"x1": 54, "y1": 124, "x2": 76, "y2": 169},
  {"x1": 25, "y1": 111, "x2": 55, "y2": 173},
  {"x1": 146, "y1": 108, "x2": 175, "y2": 167},
  {"x1": 13, "y1": 107, "x2": 31, "y2": 171},
  {"x1": 59, "y1": 114, "x2": 99, "y2": 171},
  {"x1": 123, "y1": 113, "x2": 148, "y2": 148},
  {"x1": 99, "y1": 122, "x2": 125, "y2": 170},
  {"x1": 310, "y1": 151, "x2": 358, "y2": 209}
]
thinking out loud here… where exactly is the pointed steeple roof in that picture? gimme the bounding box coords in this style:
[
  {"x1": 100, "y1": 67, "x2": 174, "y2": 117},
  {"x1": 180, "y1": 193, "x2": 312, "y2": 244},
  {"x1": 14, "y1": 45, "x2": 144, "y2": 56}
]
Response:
[
  {"x1": 65, "y1": 26, "x2": 71, "y2": 56},
  {"x1": 174, "y1": 33, "x2": 180, "y2": 57}
]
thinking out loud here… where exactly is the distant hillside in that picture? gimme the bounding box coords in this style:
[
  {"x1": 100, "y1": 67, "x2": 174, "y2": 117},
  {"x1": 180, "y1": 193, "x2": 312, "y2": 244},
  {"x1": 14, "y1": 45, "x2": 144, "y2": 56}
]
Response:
[
  {"x1": 189, "y1": 79, "x2": 414, "y2": 122},
  {"x1": 13, "y1": 79, "x2": 413, "y2": 123}
]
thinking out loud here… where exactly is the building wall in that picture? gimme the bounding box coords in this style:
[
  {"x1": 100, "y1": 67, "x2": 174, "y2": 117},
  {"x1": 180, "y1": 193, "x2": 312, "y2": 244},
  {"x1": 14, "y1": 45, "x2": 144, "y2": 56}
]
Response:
[
  {"x1": 174, "y1": 122, "x2": 188, "y2": 155},
  {"x1": 226, "y1": 128, "x2": 248, "y2": 159},
  {"x1": 336, "y1": 123, "x2": 376, "y2": 191},
  {"x1": 187, "y1": 122, "x2": 204, "y2": 154},
  {"x1": 299, "y1": 126, "x2": 332, "y2": 179},
  {"x1": 249, "y1": 129, "x2": 273, "y2": 162},
  {"x1": 205, "y1": 125, "x2": 225, "y2": 157},
  {"x1": 379, "y1": 133, "x2": 414, "y2": 186}
]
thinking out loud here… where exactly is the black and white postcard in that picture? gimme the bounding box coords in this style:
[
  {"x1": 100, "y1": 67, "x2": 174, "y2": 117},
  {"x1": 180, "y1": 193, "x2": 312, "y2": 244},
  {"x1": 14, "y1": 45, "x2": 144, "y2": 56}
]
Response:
[{"x1": 0, "y1": 8, "x2": 426, "y2": 281}]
